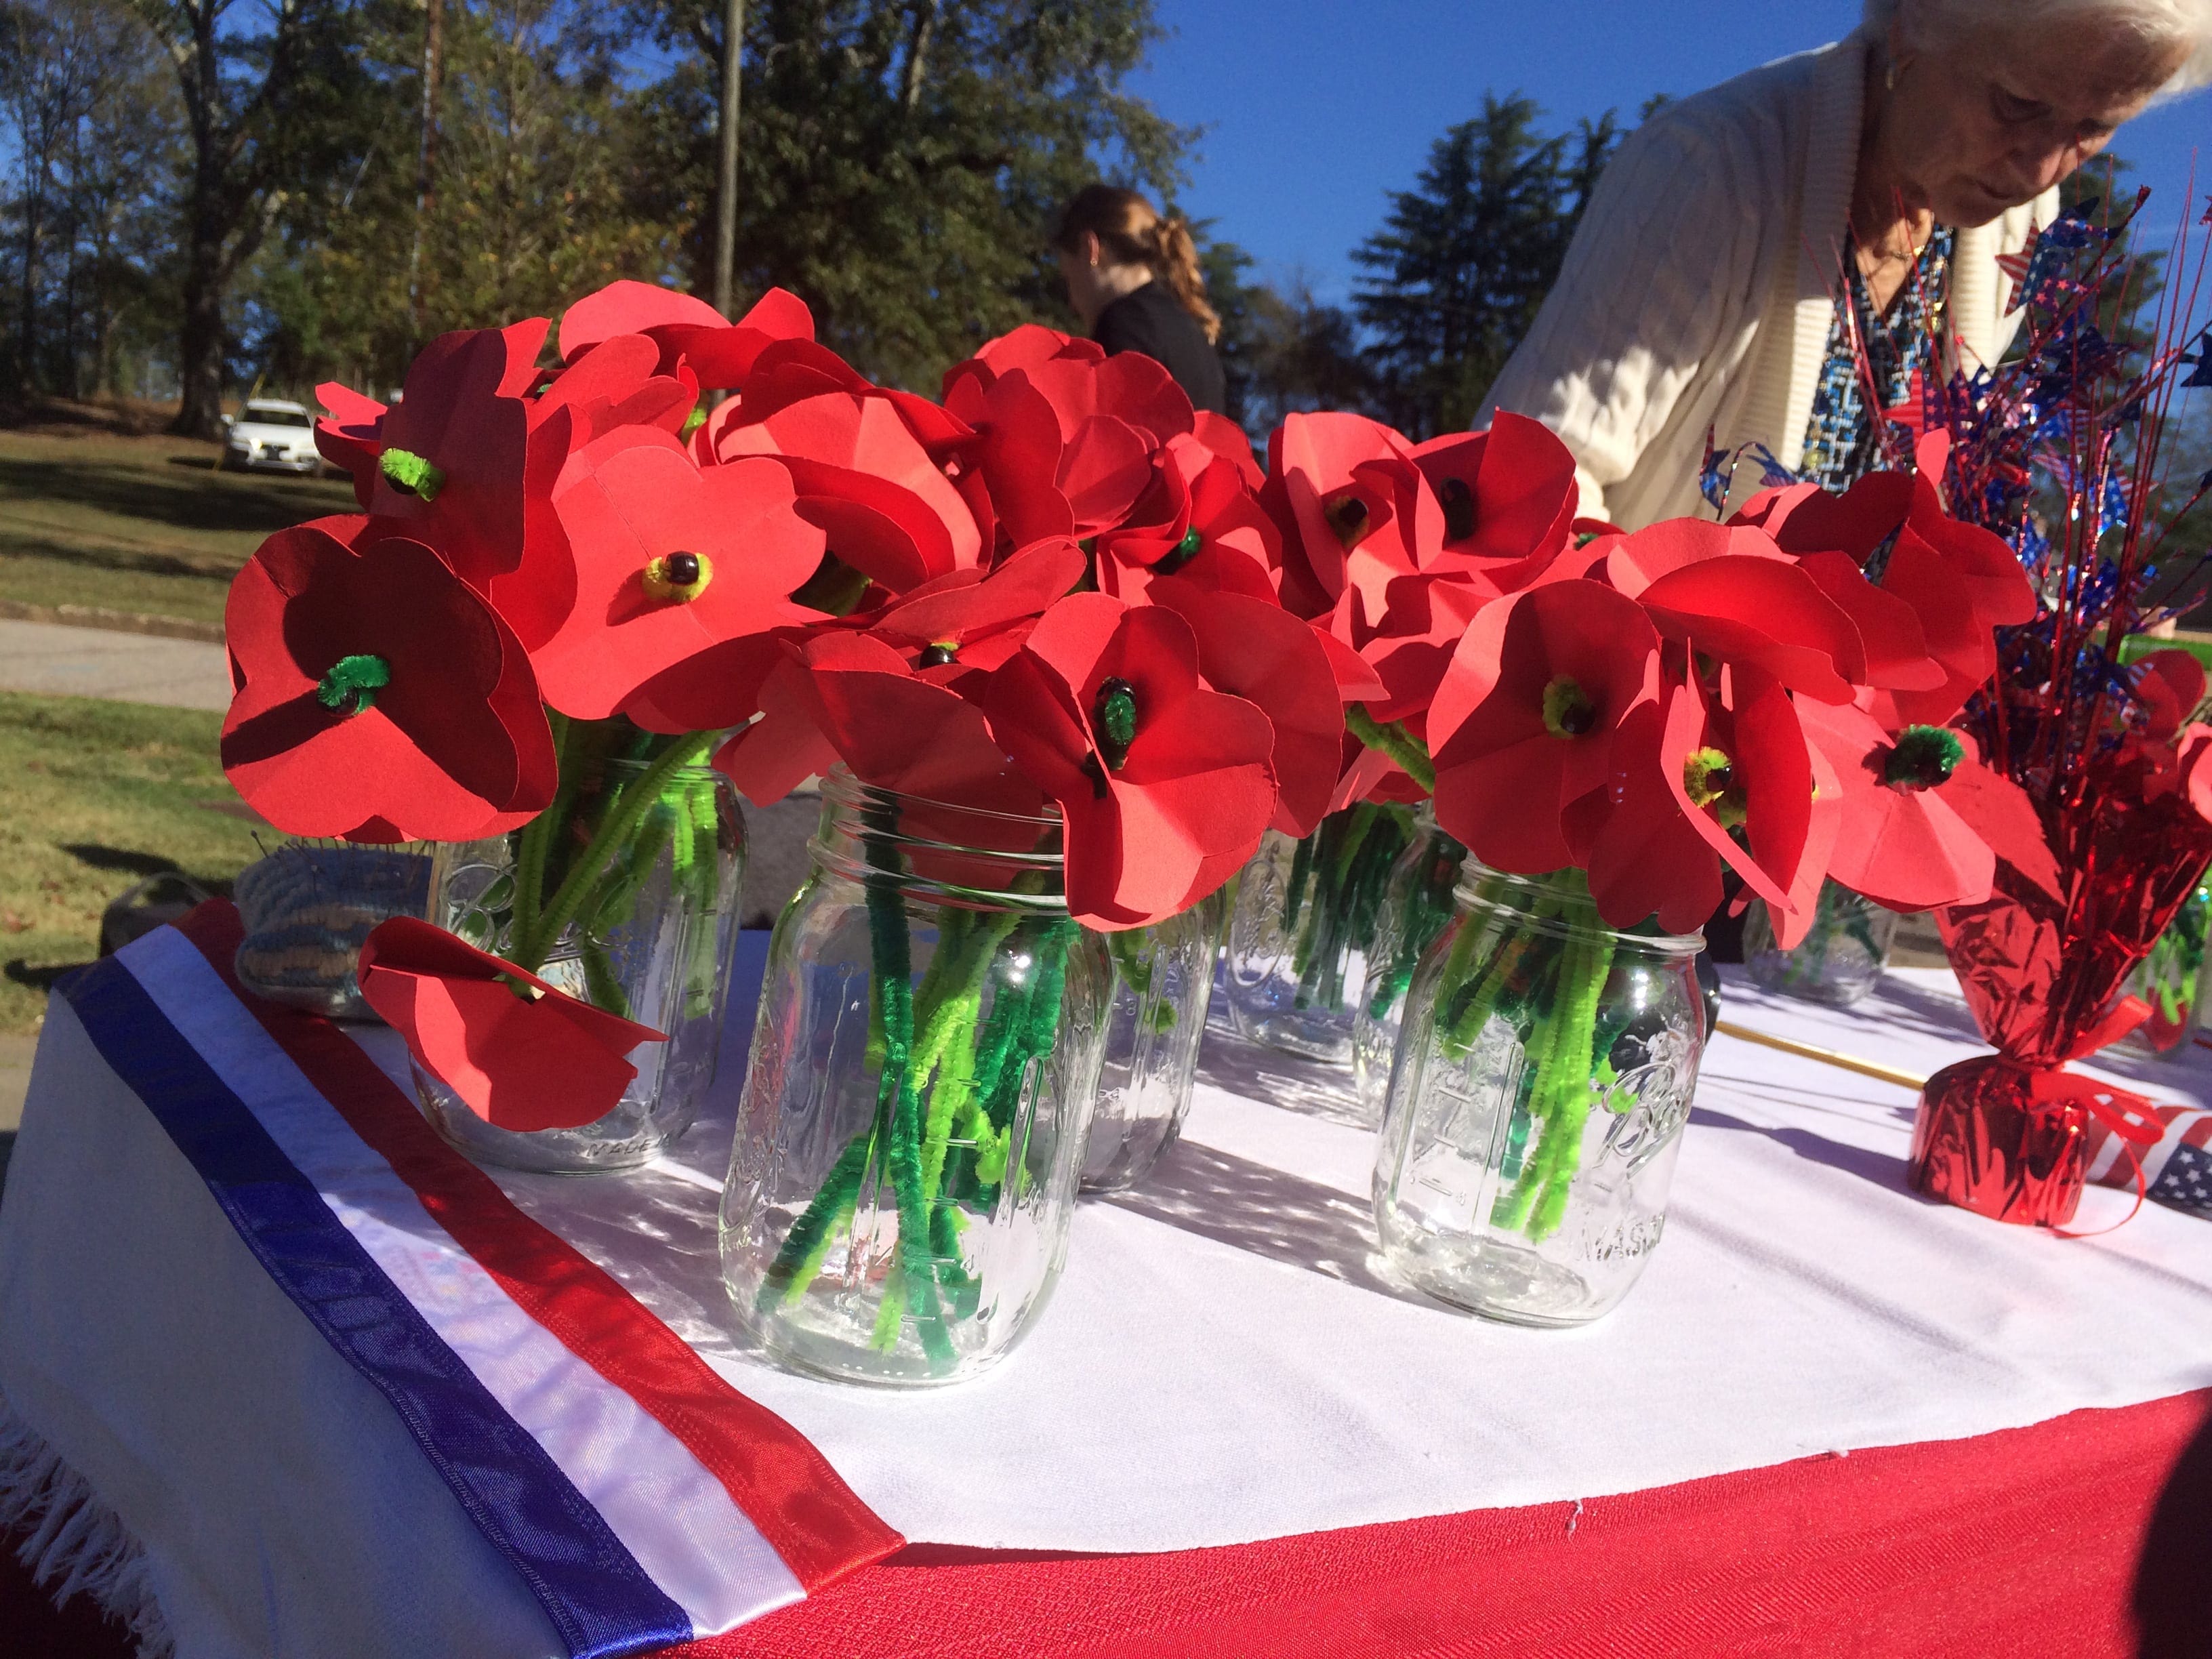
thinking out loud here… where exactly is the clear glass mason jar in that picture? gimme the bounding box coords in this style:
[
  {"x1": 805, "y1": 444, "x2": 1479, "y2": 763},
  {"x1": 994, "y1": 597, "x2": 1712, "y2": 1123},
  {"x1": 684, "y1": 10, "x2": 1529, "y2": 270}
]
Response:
[
  {"x1": 232, "y1": 839, "x2": 434, "y2": 1019},
  {"x1": 1081, "y1": 888, "x2": 1227, "y2": 1193},
  {"x1": 720, "y1": 771, "x2": 1112, "y2": 1387},
  {"x1": 2120, "y1": 875, "x2": 2212, "y2": 1057},
  {"x1": 1372, "y1": 863, "x2": 1706, "y2": 1327},
  {"x1": 419, "y1": 754, "x2": 745, "y2": 1174},
  {"x1": 1352, "y1": 811, "x2": 1469, "y2": 1125},
  {"x1": 1227, "y1": 804, "x2": 1419, "y2": 1065},
  {"x1": 1742, "y1": 880, "x2": 1896, "y2": 1007}
]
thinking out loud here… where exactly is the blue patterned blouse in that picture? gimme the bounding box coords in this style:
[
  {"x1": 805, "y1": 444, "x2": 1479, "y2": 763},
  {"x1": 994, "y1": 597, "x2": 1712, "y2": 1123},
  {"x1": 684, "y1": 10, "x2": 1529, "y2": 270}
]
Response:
[{"x1": 1800, "y1": 227, "x2": 1954, "y2": 492}]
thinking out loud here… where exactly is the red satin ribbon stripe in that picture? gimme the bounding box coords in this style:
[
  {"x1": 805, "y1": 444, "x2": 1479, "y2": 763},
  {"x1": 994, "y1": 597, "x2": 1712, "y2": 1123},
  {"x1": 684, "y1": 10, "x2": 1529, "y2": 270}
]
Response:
[{"x1": 171, "y1": 901, "x2": 902, "y2": 1592}]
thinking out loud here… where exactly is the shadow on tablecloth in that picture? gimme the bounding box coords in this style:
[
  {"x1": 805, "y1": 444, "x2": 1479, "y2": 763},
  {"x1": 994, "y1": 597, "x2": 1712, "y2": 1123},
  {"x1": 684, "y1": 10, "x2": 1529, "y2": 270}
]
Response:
[
  {"x1": 2135, "y1": 1395, "x2": 2212, "y2": 1658},
  {"x1": 1687, "y1": 1105, "x2": 1912, "y2": 1197},
  {"x1": 1099, "y1": 1139, "x2": 1441, "y2": 1308}
]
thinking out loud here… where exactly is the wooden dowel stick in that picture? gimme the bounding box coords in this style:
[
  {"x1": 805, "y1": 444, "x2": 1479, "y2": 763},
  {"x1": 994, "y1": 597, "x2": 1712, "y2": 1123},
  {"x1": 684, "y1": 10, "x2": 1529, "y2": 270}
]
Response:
[{"x1": 1712, "y1": 1019, "x2": 1929, "y2": 1092}]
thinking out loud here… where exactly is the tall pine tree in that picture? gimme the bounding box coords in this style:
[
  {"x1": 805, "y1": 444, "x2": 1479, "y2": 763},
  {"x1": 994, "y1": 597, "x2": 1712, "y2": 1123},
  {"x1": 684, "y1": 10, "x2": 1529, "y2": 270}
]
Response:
[{"x1": 1353, "y1": 94, "x2": 1619, "y2": 440}]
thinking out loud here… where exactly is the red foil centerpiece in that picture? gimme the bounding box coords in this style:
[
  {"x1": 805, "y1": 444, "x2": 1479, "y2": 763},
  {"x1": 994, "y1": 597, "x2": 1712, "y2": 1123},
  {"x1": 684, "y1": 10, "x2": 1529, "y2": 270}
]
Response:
[{"x1": 1911, "y1": 743, "x2": 2212, "y2": 1225}]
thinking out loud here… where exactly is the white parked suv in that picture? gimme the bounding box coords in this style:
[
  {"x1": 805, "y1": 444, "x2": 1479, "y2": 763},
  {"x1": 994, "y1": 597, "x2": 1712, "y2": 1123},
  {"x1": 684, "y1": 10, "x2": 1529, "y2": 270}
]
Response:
[{"x1": 222, "y1": 399, "x2": 324, "y2": 475}]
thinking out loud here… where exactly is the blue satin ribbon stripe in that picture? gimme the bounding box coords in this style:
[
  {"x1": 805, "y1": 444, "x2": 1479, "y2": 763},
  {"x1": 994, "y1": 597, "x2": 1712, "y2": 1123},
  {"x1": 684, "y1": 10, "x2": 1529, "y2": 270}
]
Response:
[{"x1": 60, "y1": 954, "x2": 695, "y2": 1659}]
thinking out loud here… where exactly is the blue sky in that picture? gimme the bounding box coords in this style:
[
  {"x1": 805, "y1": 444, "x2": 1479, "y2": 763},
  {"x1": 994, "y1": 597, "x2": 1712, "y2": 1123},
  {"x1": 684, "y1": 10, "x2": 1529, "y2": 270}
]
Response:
[{"x1": 1129, "y1": 0, "x2": 2212, "y2": 305}]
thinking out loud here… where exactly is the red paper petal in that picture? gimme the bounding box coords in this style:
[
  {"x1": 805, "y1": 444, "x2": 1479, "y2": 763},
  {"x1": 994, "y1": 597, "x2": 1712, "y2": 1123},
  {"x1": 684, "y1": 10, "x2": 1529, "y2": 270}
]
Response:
[
  {"x1": 557, "y1": 279, "x2": 727, "y2": 363},
  {"x1": 358, "y1": 917, "x2": 663, "y2": 1132}
]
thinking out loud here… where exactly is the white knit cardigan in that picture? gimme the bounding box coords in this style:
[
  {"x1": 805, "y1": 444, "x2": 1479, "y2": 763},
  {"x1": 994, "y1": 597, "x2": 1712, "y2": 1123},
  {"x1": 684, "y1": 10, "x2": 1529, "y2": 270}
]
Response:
[{"x1": 1481, "y1": 34, "x2": 2057, "y2": 529}]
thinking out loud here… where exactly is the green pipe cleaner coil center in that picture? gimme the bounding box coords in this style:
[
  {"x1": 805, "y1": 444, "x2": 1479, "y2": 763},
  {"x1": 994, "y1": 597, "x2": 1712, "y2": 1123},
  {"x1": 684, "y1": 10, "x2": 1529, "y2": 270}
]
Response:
[
  {"x1": 1883, "y1": 724, "x2": 1964, "y2": 791},
  {"x1": 378, "y1": 447, "x2": 445, "y2": 501},
  {"x1": 1094, "y1": 677, "x2": 1139, "y2": 770},
  {"x1": 315, "y1": 653, "x2": 391, "y2": 714},
  {"x1": 1154, "y1": 525, "x2": 1206, "y2": 577},
  {"x1": 1542, "y1": 675, "x2": 1597, "y2": 739}
]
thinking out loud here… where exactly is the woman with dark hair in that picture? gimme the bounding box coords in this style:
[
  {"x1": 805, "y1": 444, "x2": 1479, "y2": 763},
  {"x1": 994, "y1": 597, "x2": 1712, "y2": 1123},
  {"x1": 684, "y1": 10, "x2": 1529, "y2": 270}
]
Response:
[{"x1": 1053, "y1": 184, "x2": 1229, "y2": 414}]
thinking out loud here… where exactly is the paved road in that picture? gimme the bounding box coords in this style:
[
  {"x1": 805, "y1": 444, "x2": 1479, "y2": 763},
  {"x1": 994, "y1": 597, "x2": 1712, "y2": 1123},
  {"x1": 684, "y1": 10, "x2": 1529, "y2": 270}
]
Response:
[{"x1": 0, "y1": 616, "x2": 232, "y2": 711}]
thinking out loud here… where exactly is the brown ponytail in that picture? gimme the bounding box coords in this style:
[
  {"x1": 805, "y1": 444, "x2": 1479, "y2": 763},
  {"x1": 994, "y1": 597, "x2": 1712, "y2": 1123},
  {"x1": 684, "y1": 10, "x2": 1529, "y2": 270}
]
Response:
[{"x1": 1052, "y1": 184, "x2": 1223, "y2": 345}]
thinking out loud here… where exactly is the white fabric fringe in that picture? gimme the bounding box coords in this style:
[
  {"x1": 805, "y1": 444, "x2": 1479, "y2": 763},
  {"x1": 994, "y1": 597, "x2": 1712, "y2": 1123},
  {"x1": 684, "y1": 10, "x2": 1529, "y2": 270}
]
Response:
[{"x1": 0, "y1": 1395, "x2": 174, "y2": 1657}]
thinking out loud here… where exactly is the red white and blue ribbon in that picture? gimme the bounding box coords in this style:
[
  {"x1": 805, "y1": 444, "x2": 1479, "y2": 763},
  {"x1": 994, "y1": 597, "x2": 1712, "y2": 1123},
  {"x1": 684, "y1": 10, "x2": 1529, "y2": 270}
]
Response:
[{"x1": 56, "y1": 903, "x2": 899, "y2": 1656}]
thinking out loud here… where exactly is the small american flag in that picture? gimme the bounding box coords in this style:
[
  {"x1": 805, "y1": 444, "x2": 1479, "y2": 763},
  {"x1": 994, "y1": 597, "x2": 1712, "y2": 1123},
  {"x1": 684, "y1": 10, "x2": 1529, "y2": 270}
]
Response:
[{"x1": 2086, "y1": 1104, "x2": 2212, "y2": 1219}]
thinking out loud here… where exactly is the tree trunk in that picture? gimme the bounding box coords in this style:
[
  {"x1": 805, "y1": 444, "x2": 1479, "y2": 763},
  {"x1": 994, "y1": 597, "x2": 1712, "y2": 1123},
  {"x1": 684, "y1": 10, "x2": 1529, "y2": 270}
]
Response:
[{"x1": 171, "y1": 208, "x2": 228, "y2": 438}]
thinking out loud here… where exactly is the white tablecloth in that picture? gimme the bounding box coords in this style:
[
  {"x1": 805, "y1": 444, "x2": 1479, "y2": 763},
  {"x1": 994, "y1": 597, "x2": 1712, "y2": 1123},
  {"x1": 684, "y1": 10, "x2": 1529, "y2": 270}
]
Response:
[{"x1": 470, "y1": 948, "x2": 2212, "y2": 1555}]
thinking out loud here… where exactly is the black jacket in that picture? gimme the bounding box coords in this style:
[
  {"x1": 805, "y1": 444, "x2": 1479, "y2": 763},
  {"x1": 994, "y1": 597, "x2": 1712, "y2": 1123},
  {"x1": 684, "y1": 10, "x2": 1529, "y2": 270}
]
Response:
[{"x1": 1092, "y1": 281, "x2": 1227, "y2": 415}]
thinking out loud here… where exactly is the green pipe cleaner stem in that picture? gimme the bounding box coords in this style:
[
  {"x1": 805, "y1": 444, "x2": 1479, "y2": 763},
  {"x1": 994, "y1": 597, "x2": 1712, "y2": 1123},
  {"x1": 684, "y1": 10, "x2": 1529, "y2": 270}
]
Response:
[
  {"x1": 1283, "y1": 830, "x2": 1315, "y2": 935},
  {"x1": 583, "y1": 800, "x2": 674, "y2": 941},
  {"x1": 869, "y1": 1265, "x2": 907, "y2": 1351},
  {"x1": 1107, "y1": 926, "x2": 1158, "y2": 998},
  {"x1": 512, "y1": 731, "x2": 712, "y2": 971},
  {"x1": 510, "y1": 711, "x2": 574, "y2": 950},
  {"x1": 886, "y1": 1066, "x2": 954, "y2": 1368},
  {"x1": 1370, "y1": 855, "x2": 1462, "y2": 1019},
  {"x1": 930, "y1": 1208, "x2": 981, "y2": 1322},
  {"x1": 1490, "y1": 939, "x2": 1580, "y2": 1233},
  {"x1": 579, "y1": 939, "x2": 628, "y2": 1019},
  {"x1": 994, "y1": 922, "x2": 1075, "y2": 1195},
  {"x1": 1528, "y1": 932, "x2": 1614, "y2": 1242},
  {"x1": 1330, "y1": 802, "x2": 1383, "y2": 890},
  {"x1": 1342, "y1": 705, "x2": 1436, "y2": 793},
  {"x1": 968, "y1": 935, "x2": 1036, "y2": 1130},
  {"x1": 1497, "y1": 1059, "x2": 1539, "y2": 1181},
  {"x1": 758, "y1": 1130, "x2": 874, "y2": 1311},
  {"x1": 854, "y1": 808, "x2": 952, "y2": 1368},
  {"x1": 920, "y1": 998, "x2": 981, "y2": 1206}
]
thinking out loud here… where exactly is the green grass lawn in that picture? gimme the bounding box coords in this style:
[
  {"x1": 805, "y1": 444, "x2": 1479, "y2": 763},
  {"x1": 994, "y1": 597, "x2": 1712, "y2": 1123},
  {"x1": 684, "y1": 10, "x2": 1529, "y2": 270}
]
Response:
[
  {"x1": 0, "y1": 691, "x2": 267, "y2": 1034},
  {"x1": 0, "y1": 425, "x2": 356, "y2": 626}
]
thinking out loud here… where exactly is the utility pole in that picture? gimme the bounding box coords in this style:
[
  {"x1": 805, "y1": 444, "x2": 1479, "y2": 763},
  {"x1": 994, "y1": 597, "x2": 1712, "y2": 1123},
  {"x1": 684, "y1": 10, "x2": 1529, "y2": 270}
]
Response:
[
  {"x1": 712, "y1": 0, "x2": 743, "y2": 316},
  {"x1": 409, "y1": 0, "x2": 447, "y2": 342}
]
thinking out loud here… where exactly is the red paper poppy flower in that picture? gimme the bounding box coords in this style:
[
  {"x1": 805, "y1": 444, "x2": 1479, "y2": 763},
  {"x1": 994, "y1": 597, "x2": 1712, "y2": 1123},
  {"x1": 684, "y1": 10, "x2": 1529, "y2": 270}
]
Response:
[
  {"x1": 1263, "y1": 412, "x2": 1443, "y2": 626},
  {"x1": 1583, "y1": 668, "x2": 1832, "y2": 941},
  {"x1": 1605, "y1": 520, "x2": 1866, "y2": 703},
  {"x1": 344, "y1": 322, "x2": 548, "y2": 588},
  {"x1": 941, "y1": 327, "x2": 1195, "y2": 552},
  {"x1": 714, "y1": 387, "x2": 983, "y2": 596},
  {"x1": 1795, "y1": 698, "x2": 1995, "y2": 911},
  {"x1": 982, "y1": 594, "x2": 1277, "y2": 929},
  {"x1": 221, "y1": 518, "x2": 556, "y2": 842},
  {"x1": 1734, "y1": 437, "x2": 2034, "y2": 726},
  {"x1": 715, "y1": 631, "x2": 1043, "y2": 815},
  {"x1": 1428, "y1": 579, "x2": 1661, "y2": 876},
  {"x1": 943, "y1": 325, "x2": 1195, "y2": 447},
  {"x1": 1144, "y1": 576, "x2": 1347, "y2": 838},
  {"x1": 529, "y1": 429, "x2": 827, "y2": 720},
  {"x1": 1579, "y1": 699, "x2": 1727, "y2": 937},
  {"x1": 534, "y1": 332, "x2": 695, "y2": 445},
  {"x1": 733, "y1": 338, "x2": 975, "y2": 456},
  {"x1": 1412, "y1": 413, "x2": 1579, "y2": 592},
  {"x1": 1095, "y1": 433, "x2": 1282, "y2": 605},
  {"x1": 556, "y1": 279, "x2": 815, "y2": 390},
  {"x1": 357, "y1": 917, "x2": 663, "y2": 1132},
  {"x1": 863, "y1": 537, "x2": 1089, "y2": 676},
  {"x1": 617, "y1": 534, "x2": 1080, "y2": 736}
]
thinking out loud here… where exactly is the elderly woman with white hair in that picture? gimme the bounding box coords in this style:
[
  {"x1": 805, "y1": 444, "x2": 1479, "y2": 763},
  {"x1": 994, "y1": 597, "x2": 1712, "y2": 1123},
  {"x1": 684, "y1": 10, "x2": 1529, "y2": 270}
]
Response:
[{"x1": 1483, "y1": 0, "x2": 2212, "y2": 527}]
